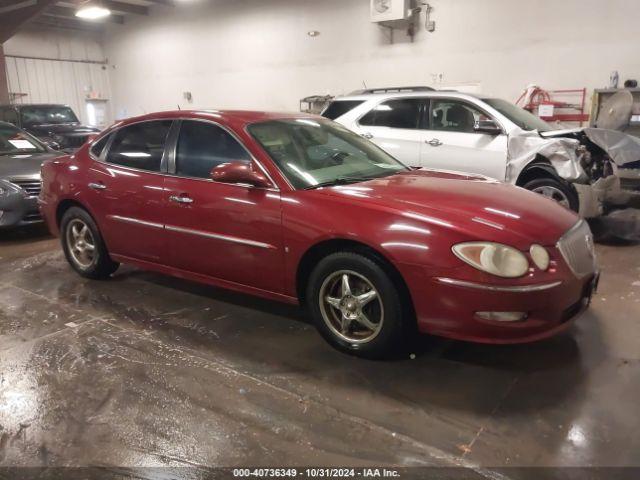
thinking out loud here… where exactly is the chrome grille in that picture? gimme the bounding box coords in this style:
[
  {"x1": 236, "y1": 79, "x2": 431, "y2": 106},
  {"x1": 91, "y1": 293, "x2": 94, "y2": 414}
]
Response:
[
  {"x1": 11, "y1": 179, "x2": 42, "y2": 197},
  {"x1": 556, "y1": 220, "x2": 597, "y2": 278}
]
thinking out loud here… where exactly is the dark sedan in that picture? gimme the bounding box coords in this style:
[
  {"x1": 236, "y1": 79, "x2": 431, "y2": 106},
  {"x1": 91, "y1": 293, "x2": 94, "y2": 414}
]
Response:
[{"x1": 0, "y1": 122, "x2": 60, "y2": 228}]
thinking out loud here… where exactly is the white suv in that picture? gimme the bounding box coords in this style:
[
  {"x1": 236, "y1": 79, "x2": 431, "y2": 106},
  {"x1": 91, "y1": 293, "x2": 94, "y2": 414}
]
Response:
[{"x1": 323, "y1": 87, "x2": 635, "y2": 217}]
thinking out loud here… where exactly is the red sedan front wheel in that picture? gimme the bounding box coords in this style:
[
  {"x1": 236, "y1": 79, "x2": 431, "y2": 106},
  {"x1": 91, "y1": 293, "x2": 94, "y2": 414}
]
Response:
[{"x1": 306, "y1": 252, "x2": 406, "y2": 358}]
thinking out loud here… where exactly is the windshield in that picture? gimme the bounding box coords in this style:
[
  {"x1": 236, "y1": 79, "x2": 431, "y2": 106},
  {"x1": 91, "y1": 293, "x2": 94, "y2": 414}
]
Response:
[
  {"x1": 482, "y1": 98, "x2": 553, "y2": 132},
  {"x1": 19, "y1": 106, "x2": 79, "y2": 126},
  {"x1": 0, "y1": 123, "x2": 47, "y2": 155},
  {"x1": 248, "y1": 118, "x2": 409, "y2": 189}
]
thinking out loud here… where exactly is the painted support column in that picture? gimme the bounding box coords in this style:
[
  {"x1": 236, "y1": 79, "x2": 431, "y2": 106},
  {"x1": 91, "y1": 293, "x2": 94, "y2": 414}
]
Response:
[{"x1": 0, "y1": 45, "x2": 8, "y2": 104}]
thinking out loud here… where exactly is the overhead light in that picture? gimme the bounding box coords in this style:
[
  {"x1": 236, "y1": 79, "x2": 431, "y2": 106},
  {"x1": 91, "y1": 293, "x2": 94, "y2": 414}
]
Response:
[{"x1": 75, "y1": 1, "x2": 111, "y2": 20}]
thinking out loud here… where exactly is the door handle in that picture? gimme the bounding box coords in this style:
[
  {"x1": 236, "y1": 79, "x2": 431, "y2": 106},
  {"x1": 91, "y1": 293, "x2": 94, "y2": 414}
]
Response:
[
  {"x1": 169, "y1": 195, "x2": 194, "y2": 204},
  {"x1": 426, "y1": 138, "x2": 443, "y2": 147},
  {"x1": 88, "y1": 182, "x2": 107, "y2": 190},
  {"x1": 361, "y1": 132, "x2": 373, "y2": 139}
]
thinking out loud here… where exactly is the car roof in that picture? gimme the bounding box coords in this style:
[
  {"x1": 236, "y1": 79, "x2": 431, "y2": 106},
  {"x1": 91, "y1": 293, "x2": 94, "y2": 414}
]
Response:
[
  {"x1": 334, "y1": 90, "x2": 486, "y2": 101},
  {"x1": 113, "y1": 109, "x2": 321, "y2": 128}
]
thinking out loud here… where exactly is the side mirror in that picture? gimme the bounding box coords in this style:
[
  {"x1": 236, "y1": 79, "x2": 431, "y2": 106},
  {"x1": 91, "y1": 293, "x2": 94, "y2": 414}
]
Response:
[
  {"x1": 44, "y1": 140, "x2": 61, "y2": 150},
  {"x1": 474, "y1": 119, "x2": 502, "y2": 135},
  {"x1": 210, "y1": 162, "x2": 272, "y2": 188}
]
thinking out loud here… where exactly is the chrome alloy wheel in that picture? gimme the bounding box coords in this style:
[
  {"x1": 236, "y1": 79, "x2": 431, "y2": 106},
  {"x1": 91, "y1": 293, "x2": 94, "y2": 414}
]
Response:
[
  {"x1": 319, "y1": 270, "x2": 384, "y2": 344},
  {"x1": 66, "y1": 219, "x2": 96, "y2": 268},
  {"x1": 531, "y1": 185, "x2": 570, "y2": 208}
]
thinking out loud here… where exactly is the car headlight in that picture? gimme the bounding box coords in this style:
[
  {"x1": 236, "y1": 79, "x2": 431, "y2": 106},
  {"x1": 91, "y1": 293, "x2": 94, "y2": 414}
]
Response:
[
  {"x1": 0, "y1": 186, "x2": 5, "y2": 197},
  {"x1": 452, "y1": 242, "x2": 529, "y2": 278},
  {"x1": 529, "y1": 244, "x2": 550, "y2": 271}
]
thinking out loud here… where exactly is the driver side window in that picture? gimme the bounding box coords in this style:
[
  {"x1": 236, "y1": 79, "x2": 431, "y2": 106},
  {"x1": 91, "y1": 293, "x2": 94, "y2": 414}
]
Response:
[
  {"x1": 430, "y1": 100, "x2": 490, "y2": 133},
  {"x1": 175, "y1": 121, "x2": 252, "y2": 179}
]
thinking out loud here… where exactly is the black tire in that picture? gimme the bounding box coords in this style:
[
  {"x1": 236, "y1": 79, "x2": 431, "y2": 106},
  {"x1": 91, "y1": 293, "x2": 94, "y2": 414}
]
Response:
[
  {"x1": 60, "y1": 206, "x2": 119, "y2": 279},
  {"x1": 306, "y1": 252, "x2": 408, "y2": 359},
  {"x1": 523, "y1": 176, "x2": 580, "y2": 213}
]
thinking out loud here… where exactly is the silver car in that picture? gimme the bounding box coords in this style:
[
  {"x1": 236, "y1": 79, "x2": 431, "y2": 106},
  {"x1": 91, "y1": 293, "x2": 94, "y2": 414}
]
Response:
[{"x1": 0, "y1": 121, "x2": 60, "y2": 228}]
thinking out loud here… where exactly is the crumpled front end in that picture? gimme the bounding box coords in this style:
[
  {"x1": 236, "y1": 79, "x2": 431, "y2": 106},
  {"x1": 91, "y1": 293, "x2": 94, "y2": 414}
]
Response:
[
  {"x1": 505, "y1": 128, "x2": 633, "y2": 218},
  {"x1": 581, "y1": 128, "x2": 640, "y2": 207}
]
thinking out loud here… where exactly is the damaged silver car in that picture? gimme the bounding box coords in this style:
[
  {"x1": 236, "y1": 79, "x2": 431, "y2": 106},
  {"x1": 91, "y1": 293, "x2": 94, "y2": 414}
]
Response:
[
  {"x1": 0, "y1": 121, "x2": 60, "y2": 228},
  {"x1": 325, "y1": 88, "x2": 640, "y2": 217}
]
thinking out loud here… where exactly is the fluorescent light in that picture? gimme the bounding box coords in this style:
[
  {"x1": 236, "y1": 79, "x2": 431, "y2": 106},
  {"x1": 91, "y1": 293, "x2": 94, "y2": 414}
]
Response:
[{"x1": 75, "y1": 2, "x2": 111, "y2": 20}]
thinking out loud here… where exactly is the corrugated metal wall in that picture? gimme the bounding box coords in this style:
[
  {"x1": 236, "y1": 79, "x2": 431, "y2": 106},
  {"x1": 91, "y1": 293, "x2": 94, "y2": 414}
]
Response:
[{"x1": 4, "y1": 55, "x2": 112, "y2": 126}]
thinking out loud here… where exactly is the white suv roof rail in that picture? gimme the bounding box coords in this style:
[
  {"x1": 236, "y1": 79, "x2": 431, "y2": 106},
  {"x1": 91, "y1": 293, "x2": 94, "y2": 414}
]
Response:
[{"x1": 348, "y1": 86, "x2": 435, "y2": 95}]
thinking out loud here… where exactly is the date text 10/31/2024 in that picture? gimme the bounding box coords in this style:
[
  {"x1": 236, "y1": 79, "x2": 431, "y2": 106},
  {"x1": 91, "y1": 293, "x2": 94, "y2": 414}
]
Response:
[{"x1": 232, "y1": 468, "x2": 401, "y2": 478}]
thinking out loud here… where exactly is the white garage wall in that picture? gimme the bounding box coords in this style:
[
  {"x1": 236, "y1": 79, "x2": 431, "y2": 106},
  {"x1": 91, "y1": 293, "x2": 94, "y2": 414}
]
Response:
[
  {"x1": 3, "y1": 26, "x2": 112, "y2": 126},
  {"x1": 103, "y1": 0, "x2": 640, "y2": 119}
]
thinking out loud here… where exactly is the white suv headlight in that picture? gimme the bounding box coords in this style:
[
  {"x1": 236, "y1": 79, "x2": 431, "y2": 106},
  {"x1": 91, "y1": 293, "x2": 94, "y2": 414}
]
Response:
[{"x1": 452, "y1": 242, "x2": 529, "y2": 278}]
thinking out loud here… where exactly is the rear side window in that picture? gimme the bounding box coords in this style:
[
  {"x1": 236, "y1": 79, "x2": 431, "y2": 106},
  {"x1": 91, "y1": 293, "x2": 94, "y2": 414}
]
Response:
[
  {"x1": 175, "y1": 121, "x2": 252, "y2": 179},
  {"x1": 321, "y1": 100, "x2": 364, "y2": 120},
  {"x1": 106, "y1": 121, "x2": 172, "y2": 172},
  {"x1": 90, "y1": 134, "x2": 111, "y2": 159},
  {"x1": 359, "y1": 99, "x2": 423, "y2": 129}
]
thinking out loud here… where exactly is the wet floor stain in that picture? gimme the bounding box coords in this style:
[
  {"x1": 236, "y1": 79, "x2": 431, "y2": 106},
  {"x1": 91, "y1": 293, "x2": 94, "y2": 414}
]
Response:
[{"x1": 0, "y1": 232, "x2": 639, "y2": 472}]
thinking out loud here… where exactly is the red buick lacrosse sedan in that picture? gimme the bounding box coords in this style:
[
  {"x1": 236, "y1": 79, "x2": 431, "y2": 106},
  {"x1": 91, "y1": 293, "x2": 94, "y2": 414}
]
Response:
[{"x1": 39, "y1": 110, "x2": 599, "y2": 357}]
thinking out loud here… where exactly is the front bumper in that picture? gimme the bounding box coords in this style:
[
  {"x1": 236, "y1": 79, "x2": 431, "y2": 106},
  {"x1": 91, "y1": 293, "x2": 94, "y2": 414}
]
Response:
[
  {"x1": 0, "y1": 193, "x2": 42, "y2": 228},
  {"x1": 400, "y1": 243, "x2": 597, "y2": 344},
  {"x1": 584, "y1": 168, "x2": 640, "y2": 213}
]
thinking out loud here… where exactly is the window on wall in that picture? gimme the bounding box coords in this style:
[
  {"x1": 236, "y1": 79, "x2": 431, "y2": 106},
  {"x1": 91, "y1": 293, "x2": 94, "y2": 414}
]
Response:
[
  {"x1": 430, "y1": 100, "x2": 490, "y2": 133},
  {"x1": 105, "y1": 121, "x2": 172, "y2": 171},
  {"x1": 175, "y1": 121, "x2": 252, "y2": 179},
  {"x1": 359, "y1": 99, "x2": 424, "y2": 129}
]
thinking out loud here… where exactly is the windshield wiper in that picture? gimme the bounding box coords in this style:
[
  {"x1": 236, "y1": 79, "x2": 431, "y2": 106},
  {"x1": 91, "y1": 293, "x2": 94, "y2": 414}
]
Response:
[
  {"x1": 0, "y1": 150, "x2": 40, "y2": 155},
  {"x1": 304, "y1": 175, "x2": 373, "y2": 190}
]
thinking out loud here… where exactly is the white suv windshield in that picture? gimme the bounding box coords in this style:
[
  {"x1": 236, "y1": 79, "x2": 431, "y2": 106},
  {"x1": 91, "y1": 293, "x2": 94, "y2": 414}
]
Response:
[
  {"x1": 249, "y1": 118, "x2": 409, "y2": 189},
  {"x1": 482, "y1": 98, "x2": 553, "y2": 132}
]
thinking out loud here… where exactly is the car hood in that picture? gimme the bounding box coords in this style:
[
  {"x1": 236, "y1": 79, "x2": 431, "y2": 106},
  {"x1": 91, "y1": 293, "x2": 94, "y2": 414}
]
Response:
[
  {"x1": 26, "y1": 123, "x2": 100, "y2": 136},
  {"x1": 0, "y1": 151, "x2": 61, "y2": 179},
  {"x1": 314, "y1": 170, "x2": 579, "y2": 248}
]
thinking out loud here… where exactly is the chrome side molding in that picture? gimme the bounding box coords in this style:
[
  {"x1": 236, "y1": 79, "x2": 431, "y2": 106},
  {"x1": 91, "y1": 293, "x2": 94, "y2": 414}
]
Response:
[
  {"x1": 108, "y1": 215, "x2": 163, "y2": 230},
  {"x1": 434, "y1": 277, "x2": 562, "y2": 292},
  {"x1": 165, "y1": 225, "x2": 276, "y2": 250},
  {"x1": 107, "y1": 215, "x2": 275, "y2": 250}
]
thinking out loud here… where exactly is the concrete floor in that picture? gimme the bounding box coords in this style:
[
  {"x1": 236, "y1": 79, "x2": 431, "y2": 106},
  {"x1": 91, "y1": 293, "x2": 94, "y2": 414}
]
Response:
[{"x1": 0, "y1": 226, "x2": 639, "y2": 477}]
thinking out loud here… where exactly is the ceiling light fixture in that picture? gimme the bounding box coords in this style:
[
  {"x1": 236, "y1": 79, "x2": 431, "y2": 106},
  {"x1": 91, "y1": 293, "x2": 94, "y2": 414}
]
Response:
[{"x1": 75, "y1": 0, "x2": 111, "y2": 20}]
